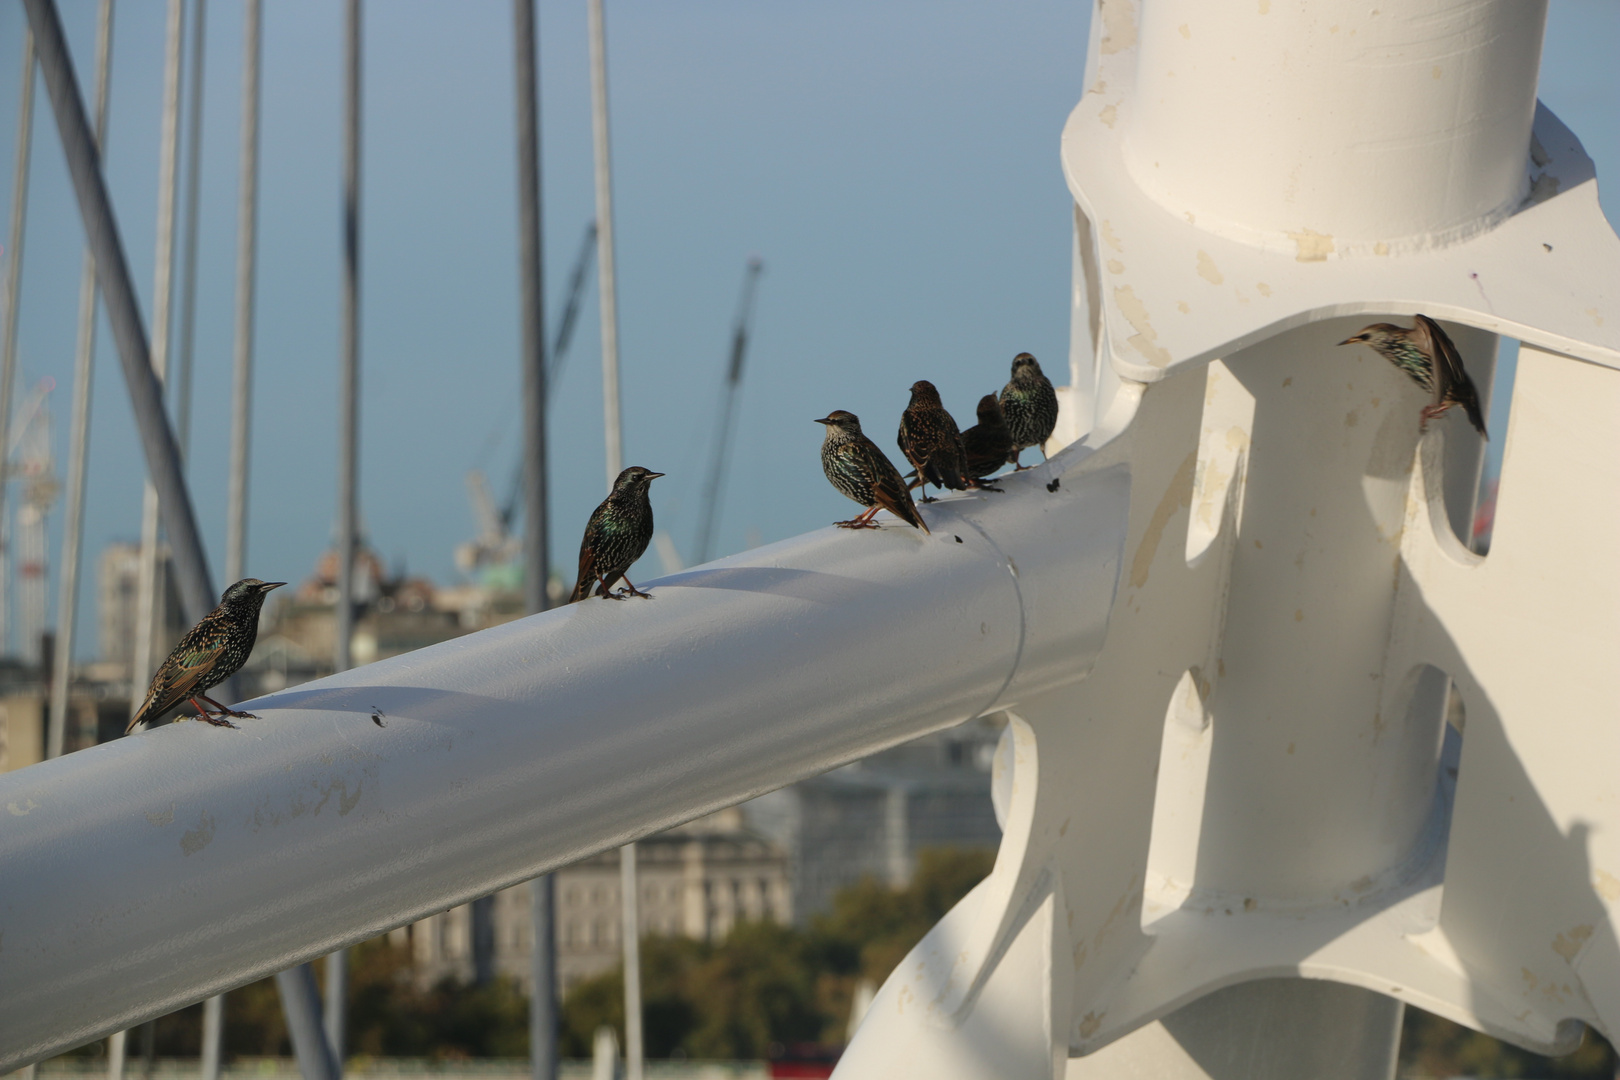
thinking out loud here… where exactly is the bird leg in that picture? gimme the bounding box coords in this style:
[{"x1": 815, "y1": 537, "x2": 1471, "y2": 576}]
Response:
[
  {"x1": 1419, "y1": 402, "x2": 1453, "y2": 428},
  {"x1": 615, "y1": 576, "x2": 654, "y2": 599},
  {"x1": 198, "y1": 693, "x2": 259, "y2": 720},
  {"x1": 834, "y1": 506, "x2": 883, "y2": 529},
  {"x1": 1009, "y1": 449, "x2": 1032, "y2": 472},
  {"x1": 186, "y1": 696, "x2": 240, "y2": 729},
  {"x1": 594, "y1": 574, "x2": 629, "y2": 600}
]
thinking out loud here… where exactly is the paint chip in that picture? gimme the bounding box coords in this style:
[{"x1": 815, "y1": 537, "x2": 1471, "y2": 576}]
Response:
[
  {"x1": 1113, "y1": 285, "x2": 1172, "y2": 366},
  {"x1": 1597, "y1": 869, "x2": 1620, "y2": 900},
  {"x1": 181, "y1": 812, "x2": 216, "y2": 856},
  {"x1": 1553, "y1": 925, "x2": 1593, "y2": 962},
  {"x1": 1107, "y1": 258, "x2": 1125, "y2": 275},
  {"x1": 1196, "y1": 250, "x2": 1223, "y2": 285},
  {"x1": 1288, "y1": 229, "x2": 1335, "y2": 262},
  {"x1": 1099, "y1": 104, "x2": 1118, "y2": 128},
  {"x1": 1374, "y1": 241, "x2": 1390, "y2": 256},
  {"x1": 1177, "y1": 300, "x2": 1190, "y2": 314},
  {"x1": 1178, "y1": 23, "x2": 1191, "y2": 38},
  {"x1": 1099, "y1": 0, "x2": 1137, "y2": 54},
  {"x1": 1256, "y1": 282, "x2": 1272, "y2": 297},
  {"x1": 1101, "y1": 220, "x2": 1124, "y2": 254}
]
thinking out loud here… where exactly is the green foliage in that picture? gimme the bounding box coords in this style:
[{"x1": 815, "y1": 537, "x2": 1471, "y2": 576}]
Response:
[
  {"x1": 1399, "y1": 1007, "x2": 1616, "y2": 1079},
  {"x1": 560, "y1": 845, "x2": 996, "y2": 1058}
]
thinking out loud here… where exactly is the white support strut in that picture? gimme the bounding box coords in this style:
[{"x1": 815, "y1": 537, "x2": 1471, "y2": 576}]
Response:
[{"x1": 0, "y1": 461, "x2": 1127, "y2": 1069}]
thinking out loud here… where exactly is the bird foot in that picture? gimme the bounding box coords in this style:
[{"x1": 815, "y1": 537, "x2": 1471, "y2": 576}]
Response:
[
  {"x1": 834, "y1": 518, "x2": 882, "y2": 530},
  {"x1": 1012, "y1": 463, "x2": 1033, "y2": 472},
  {"x1": 919, "y1": 494, "x2": 938, "y2": 504},
  {"x1": 970, "y1": 481, "x2": 1004, "y2": 493},
  {"x1": 1419, "y1": 404, "x2": 1450, "y2": 426},
  {"x1": 616, "y1": 586, "x2": 654, "y2": 599},
  {"x1": 597, "y1": 590, "x2": 630, "y2": 601},
  {"x1": 193, "y1": 713, "x2": 241, "y2": 729}
]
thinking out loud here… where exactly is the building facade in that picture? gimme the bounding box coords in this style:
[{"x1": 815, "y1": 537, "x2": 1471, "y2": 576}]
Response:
[{"x1": 402, "y1": 806, "x2": 792, "y2": 993}]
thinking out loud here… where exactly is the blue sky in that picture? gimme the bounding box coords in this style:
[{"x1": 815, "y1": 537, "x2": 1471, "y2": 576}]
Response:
[{"x1": 0, "y1": 1, "x2": 1614, "y2": 659}]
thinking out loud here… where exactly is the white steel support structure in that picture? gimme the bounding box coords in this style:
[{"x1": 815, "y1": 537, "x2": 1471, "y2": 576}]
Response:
[
  {"x1": 1, "y1": 1, "x2": 1618, "y2": 1076},
  {"x1": 835, "y1": 1, "x2": 1620, "y2": 1077}
]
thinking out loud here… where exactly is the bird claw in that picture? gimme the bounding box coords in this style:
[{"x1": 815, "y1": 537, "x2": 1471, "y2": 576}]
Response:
[
  {"x1": 834, "y1": 518, "x2": 881, "y2": 530},
  {"x1": 1012, "y1": 463, "x2": 1033, "y2": 472},
  {"x1": 971, "y1": 482, "x2": 1004, "y2": 493},
  {"x1": 193, "y1": 713, "x2": 240, "y2": 729},
  {"x1": 617, "y1": 587, "x2": 654, "y2": 599}
]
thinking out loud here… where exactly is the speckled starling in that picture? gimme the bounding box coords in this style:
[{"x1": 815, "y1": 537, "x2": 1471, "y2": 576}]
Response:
[
  {"x1": 999, "y1": 353, "x2": 1059, "y2": 469},
  {"x1": 897, "y1": 380, "x2": 968, "y2": 503},
  {"x1": 816, "y1": 411, "x2": 928, "y2": 532},
  {"x1": 125, "y1": 578, "x2": 286, "y2": 734},
  {"x1": 1338, "y1": 315, "x2": 1488, "y2": 437},
  {"x1": 961, "y1": 394, "x2": 1013, "y2": 481},
  {"x1": 569, "y1": 466, "x2": 665, "y2": 602}
]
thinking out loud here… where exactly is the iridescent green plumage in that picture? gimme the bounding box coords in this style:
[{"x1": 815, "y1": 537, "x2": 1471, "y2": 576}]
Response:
[
  {"x1": 126, "y1": 578, "x2": 285, "y2": 733},
  {"x1": 1339, "y1": 315, "x2": 1488, "y2": 437},
  {"x1": 998, "y1": 353, "x2": 1058, "y2": 469},
  {"x1": 570, "y1": 466, "x2": 664, "y2": 602},
  {"x1": 817, "y1": 411, "x2": 928, "y2": 532},
  {"x1": 961, "y1": 394, "x2": 1013, "y2": 481},
  {"x1": 897, "y1": 380, "x2": 968, "y2": 503}
]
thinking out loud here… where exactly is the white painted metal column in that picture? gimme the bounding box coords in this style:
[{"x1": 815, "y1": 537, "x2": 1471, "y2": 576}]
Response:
[{"x1": 835, "y1": 1, "x2": 1620, "y2": 1077}]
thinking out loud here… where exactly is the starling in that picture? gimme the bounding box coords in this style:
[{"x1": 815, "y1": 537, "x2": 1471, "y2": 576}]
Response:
[
  {"x1": 569, "y1": 466, "x2": 665, "y2": 602},
  {"x1": 897, "y1": 380, "x2": 968, "y2": 503},
  {"x1": 125, "y1": 578, "x2": 286, "y2": 733},
  {"x1": 960, "y1": 394, "x2": 1013, "y2": 482},
  {"x1": 999, "y1": 352, "x2": 1059, "y2": 469},
  {"x1": 816, "y1": 411, "x2": 928, "y2": 532},
  {"x1": 1338, "y1": 315, "x2": 1488, "y2": 437}
]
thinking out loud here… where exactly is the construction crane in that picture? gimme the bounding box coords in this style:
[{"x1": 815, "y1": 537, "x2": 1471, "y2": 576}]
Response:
[
  {"x1": 460, "y1": 221, "x2": 600, "y2": 583},
  {"x1": 495, "y1": 221, "x2": 598, "y2": 532},
  {"x1": 692, "y1": 257, "x2": 764, "y2": 565}
]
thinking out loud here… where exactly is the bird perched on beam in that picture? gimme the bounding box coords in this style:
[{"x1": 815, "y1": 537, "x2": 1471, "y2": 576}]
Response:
[
  {"x1": 569, "y1": 466, "x2": 665, "y2": 602},
  {"x1": 125, "y1": 578, "x2": 286, "y2": 733},
  {"x1": 960, "y1": 394, "x2": 1013, "y2": 483},
  {"x1": 1339, "y1": 315, "x2": 1488, "y2": 437},
  {"x1": 999, "y1": 353, "x2": 1059, "y2": 469},
  {"x1": 897, "y1": 380, "x2": 968, "y2": 503},
  {"x1": 816, "y1": 410, "x2": 928, "y2": 533}
]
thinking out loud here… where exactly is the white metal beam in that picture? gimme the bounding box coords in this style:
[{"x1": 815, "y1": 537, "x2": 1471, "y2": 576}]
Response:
[{"x1": 0, "y1": 459, "x2": 1127, "y2": 1068}]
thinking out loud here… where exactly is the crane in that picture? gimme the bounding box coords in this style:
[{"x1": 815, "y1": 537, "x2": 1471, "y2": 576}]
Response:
[
  {"x1": 692, "y1": 257, "x2": 764, "y2": 565},
  {"x1": 497, "y1": 221, "x2": 597, "y2": 531}
]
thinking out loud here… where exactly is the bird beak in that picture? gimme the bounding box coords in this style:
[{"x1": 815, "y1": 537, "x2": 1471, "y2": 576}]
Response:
[
  {"x1": 814, "y1": 416, "x2": 833, "y2": 425},
  {"x1": 1337, "y1": 336, "x2": 1360, "y2": 346},
  {"x1": 646, "y1": 472, "x2": 665, "y2": 480},
  {"x1": 259, "y1": 581, "x2": 287, "y2": 593}
]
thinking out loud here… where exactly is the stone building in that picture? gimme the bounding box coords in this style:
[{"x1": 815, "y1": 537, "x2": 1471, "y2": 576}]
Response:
[
  {"x1": 742, "y1": 716, "x2": 1004, "y2": 921},
  {"x1": 403, "y1": 806, "x2": 791, "y2": 993}
]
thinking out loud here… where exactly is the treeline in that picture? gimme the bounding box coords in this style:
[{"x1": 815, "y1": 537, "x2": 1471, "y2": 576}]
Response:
[
  {"x1": 58, "y1": 844, "x2": 1617, "y2": 1075},
  {"x1": 78, "y1": 847, "x2": 994, "y2": 1061}
]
